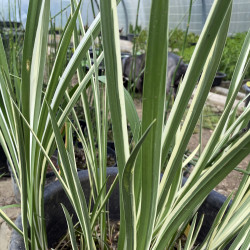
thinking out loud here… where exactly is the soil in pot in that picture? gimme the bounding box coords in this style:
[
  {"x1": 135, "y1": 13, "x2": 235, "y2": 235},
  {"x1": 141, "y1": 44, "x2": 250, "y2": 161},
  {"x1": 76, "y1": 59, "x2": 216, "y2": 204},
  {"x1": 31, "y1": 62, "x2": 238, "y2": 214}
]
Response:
[
  {"x1": 54, "y1": 220, "x2": 120, "y2": 249},
  {"x1": 54, "y1": 220, "x2": 202, "y2": 249},
  {"x1": 74, "y1": 144, "x2": 116, "y2": 170}
]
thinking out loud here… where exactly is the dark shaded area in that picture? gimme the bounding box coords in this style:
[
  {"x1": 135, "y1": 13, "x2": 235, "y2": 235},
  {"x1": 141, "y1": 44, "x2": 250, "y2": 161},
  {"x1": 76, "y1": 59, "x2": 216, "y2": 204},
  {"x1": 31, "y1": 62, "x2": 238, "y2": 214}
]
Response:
[
  {"x1": 0, "y1": 21, "x2": 22, "y2": 29},
  {"x1": 0, "y1": 146, "x2": 9, "y2": 176}
]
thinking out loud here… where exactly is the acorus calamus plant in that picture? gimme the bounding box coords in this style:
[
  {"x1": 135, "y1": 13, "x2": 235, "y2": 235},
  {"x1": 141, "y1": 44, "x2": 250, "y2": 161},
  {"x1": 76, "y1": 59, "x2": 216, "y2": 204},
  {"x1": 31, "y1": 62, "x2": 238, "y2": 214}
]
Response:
[{"x1": 0, "y1": 0, "x2": 249, "y2": 249}]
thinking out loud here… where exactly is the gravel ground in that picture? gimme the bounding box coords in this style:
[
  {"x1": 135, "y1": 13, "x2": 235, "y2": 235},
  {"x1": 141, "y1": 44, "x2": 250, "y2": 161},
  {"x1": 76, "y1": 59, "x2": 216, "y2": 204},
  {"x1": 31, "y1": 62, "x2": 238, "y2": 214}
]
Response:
[{"x1": 0, "y1": 178, "x2": 20, "y2": 250}]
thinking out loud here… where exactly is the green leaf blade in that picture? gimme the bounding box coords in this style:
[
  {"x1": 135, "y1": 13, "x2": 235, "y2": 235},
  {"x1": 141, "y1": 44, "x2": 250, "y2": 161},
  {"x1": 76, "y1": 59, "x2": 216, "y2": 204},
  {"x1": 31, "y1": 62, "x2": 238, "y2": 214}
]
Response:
[{"x1": 137, "y1": 0, "x2": 169, "y2": 249}]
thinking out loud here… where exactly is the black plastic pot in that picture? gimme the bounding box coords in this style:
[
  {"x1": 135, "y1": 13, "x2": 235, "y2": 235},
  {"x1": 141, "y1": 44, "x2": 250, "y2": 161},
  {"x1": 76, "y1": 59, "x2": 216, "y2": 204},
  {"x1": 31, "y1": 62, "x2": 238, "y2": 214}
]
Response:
[
  {"x1": 120, "y1": 35, "x2": 128, "y2": 40},
  {"x1": 10, "y1": 167, "x2": 119, "y2": 249},
  {"x1": 212, "y1": 72, "x2": 227, "y2": 86},
  {"x1": 10, "y1": 168, "x2": 230, "y2": 249},
  {"x1": 0, "y1": 146, "x2": 9, "y2": 176},
  {"x1": 0, "y1": 21, "x2": 22, "y2": 29},
  {"x1": 8, "y1": 162, "x2": 58, "y2": 203}
]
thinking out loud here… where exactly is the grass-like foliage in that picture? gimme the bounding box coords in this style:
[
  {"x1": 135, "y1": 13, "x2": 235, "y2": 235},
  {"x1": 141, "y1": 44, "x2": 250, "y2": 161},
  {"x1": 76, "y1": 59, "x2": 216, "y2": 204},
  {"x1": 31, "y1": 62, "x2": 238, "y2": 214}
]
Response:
[{"x1": 0, "y1": 0, "x2": 249, "y2": 249}]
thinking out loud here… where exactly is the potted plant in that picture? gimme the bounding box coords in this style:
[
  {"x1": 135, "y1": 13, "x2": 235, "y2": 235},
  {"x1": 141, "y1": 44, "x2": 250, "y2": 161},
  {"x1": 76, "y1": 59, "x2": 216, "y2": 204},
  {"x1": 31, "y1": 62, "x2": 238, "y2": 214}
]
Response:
[
  {"x1": 9, "y1": 167, "x2": 234, "y2": 249},
  {"x1": 0, "y1": 0, "x2": 249, "y2": 249}
]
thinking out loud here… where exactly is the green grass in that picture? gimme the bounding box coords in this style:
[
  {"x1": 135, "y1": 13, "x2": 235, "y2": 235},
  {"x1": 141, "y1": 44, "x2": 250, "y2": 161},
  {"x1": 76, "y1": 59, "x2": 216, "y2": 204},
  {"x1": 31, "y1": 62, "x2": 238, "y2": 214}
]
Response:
[
  {"x1": 202, "y1": 106, "x2": 221, "y2": 130},
  {"x1": 191, "y1": 105, "x2": 222, "y2": 133}
]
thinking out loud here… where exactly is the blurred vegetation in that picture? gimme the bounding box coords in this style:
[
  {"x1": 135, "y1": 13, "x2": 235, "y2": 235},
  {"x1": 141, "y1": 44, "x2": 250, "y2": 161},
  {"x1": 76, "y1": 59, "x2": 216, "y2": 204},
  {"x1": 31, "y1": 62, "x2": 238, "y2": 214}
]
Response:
[
  {"x1": 129, "y1": 23, "x2": 142, "y2": 35},
  {"x1": 169, "y1": 29, "x2": 199, "y2": 51},
  {"x1": 220, "y1": 32, "x2": 249, "y2": 80},
  {"x1": 0, "y1": 21, "x2": 24, "y2": 76},
  {"x1": 128, "y1": 24, "x2": 148, "y2": 53},
  {"x1": 134, "y1": 29, "x2": 148, "y2": 53},
  {"x1": 169, "y1": 29, "x2": 250, "y2": 80}
]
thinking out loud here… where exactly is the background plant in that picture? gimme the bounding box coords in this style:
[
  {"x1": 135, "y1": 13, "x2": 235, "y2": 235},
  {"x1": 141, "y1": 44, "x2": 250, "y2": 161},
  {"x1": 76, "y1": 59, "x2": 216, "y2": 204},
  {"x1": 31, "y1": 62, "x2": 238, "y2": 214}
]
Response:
[
  {"x1": 170, "y1": 29, "x2": 250, "y2": 81},
  {"x1": 220, "y1": 32, "x2": 250, "y2": 80},
  {"x1": 169, "y1": 29, "x2": 199, "y2": 52},
  {"x1": 0, "y1": 22, "x2": 24, "y2": 71}
]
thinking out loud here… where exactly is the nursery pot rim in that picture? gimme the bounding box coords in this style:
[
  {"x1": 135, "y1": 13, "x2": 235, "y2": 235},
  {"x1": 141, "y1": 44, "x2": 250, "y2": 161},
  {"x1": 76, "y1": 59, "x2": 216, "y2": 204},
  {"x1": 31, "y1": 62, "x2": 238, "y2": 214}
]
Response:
[{"x1": 216, "y1": 71, "x2": 226, "y2": 78}]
